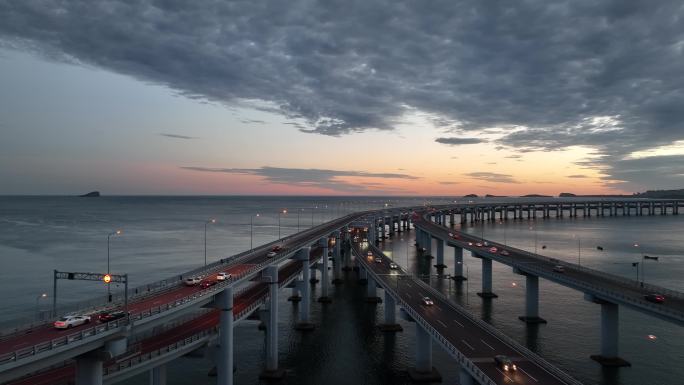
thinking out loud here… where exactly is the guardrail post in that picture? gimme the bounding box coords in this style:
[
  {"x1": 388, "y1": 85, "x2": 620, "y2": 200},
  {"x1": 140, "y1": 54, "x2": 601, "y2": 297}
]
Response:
[
  {"x1": 476, "y1": 256, "x2": 498, "y2": 298},
  {"x1": 217, "y1": 287, "x2": 234, "y2": 385},
  {"x1": 260, "y1": 265, "x2": 285, "y2": 380},
  {"x1": 149, "y1": 364, "x2": 167, "y2": 385},
  {"x1": 318, "y1": 237, "x2": 332, "y2": 303},
  {"x1": 295, "y1": 247, "x2": 315, "y2": 331},
  {"x1": 408, "y1": 323, "x2": 442, "y2": 382},
  {"x1": 434, "y1": 239, "x2": 446, "y2": 269}
]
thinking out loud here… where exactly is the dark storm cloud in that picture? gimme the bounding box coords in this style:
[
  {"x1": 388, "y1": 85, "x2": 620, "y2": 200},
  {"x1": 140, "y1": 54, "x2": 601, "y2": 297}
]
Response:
[
  {"x1": 2, "y1": 0, "x2": 684, "y2": 188},
  {"x1": 435, "y1": 137, "x2": 486, "y2": 146},
  {"x1": 180, "y1": 166, "x2": 418, "y2": 192},
  {"x1": 465, "y1": 172, "x2": 519, "y2": 184},
  {"x1": 159, "y1": 133, "x2": 197, "y2": 140}
]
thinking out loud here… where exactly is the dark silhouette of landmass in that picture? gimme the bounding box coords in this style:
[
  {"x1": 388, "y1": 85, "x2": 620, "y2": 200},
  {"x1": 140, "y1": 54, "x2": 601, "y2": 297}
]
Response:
[
  {"x1": 558, "y1": 189, "x2": 684, "y2": 199},
  {"x1": 522, "y1": 194, "x2": 552, "y2": 197},
  {"x1": 463, "y1": 194, "x2": 478, "y2": 198},
  {"x1": 485, "y1": 194, "x2": 508, "y2": 198},
  {"x1": 79, "y1": 191, "x2": 100, "y2": 197}
]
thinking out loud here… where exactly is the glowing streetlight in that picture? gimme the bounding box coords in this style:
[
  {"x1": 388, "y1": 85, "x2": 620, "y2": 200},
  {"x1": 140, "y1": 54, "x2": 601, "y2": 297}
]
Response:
[
  {"x1": 35, "y1": 293, "x2": 47, "y2": 317},
  {"x1": 251, "y1": 214, "x2": 260, "y2": 251},
  {"x1": 204, "y1": 219, "x2": 216, "y2": 266},
  {"x1": 278, "y1": 209, "x2": 287, "y2": 241}
]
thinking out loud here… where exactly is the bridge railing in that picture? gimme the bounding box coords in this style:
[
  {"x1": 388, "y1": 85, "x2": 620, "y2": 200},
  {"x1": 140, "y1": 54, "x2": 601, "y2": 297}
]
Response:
[
  {"x1": 361, "y1": 243, "x2": 583, "y2": 385},
  {"x1": 419, "y1": 214, "x2": 684, "y2": 301}
]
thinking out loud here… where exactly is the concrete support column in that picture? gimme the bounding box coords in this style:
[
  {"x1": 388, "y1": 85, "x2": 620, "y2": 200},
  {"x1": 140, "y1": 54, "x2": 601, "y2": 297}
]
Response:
[
  {"x1": 295, "y1": 247, "x2": 314, "y2": 330},
  {"x1": 590, "y1": 301, "x2": 629, "y2": 366},
  {"x1": 459, "y1": 368, "x2": 475, "y2": 385},
  {"x1": 424, "y1": 233, "x2": 432, "y2": 256},
  {"x1": 378, "y1": 291, "x2": 402, "y2": 331},
  {"x1": 359, "y1": 266, "x2": 368, "y2": 283},
  {"x1": 381, "y1": 218, "x2": 387, "y2": 240},
  {"x1": 149, "y1": 364, "x2": 167, "y2": 385},
  {"x1": 451, "y1": 247, "x2": 466, "y2": 281},
  {"x1": 309, "y1": 263, "x2": 318, "y2": 284},
  {"x1": 389, "y1": 217, "x2": 395, "y2": 235},
  {"x1": 75, "y1": 355, "x2": 103, "y2": 385},
  {"x1": 319, "y1": 237, "x2": 331, "y2": 302},
  {"x1": 408, "y1": 323, "x2": 441, "y2": 382},
  {"x1": 217, "y1": 287, "x2": 234, "y2": 385},
  {"x1": 476, "y1": 257, "x2": 497, "y2": 298},
  {"x1": 332, "y1": 231, "x2": 342, "y2": 284},
  {"x1": 260, "y1": 266, "x2": 284, "y2": 379},
  {"x1": 434, "y1": 239, "x2": 446, "y2": 268},
  {"x1": 366, "y1": 275, "x2": 381, "y2": 303},
  {"x1": 518, "y1": 274, "x2": 546, "y2": 323}
]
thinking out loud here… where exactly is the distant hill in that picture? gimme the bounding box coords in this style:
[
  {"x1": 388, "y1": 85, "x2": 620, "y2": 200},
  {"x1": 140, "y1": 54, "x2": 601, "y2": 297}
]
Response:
[
  {"x1": 522, "y1": 194, "x2": 552, "y2": 197},
  {"x1": 485, "y1": 194, "x2": 508, "y2": 198},
  {"x1": 557, "y1": 189, "x2": 684, "y2": 199},
  {"x1": 463, "y1": 194, "x2": 478, "y2": 198},
  {"x1": 79, "y1": 191, "x2": 100, "y2": 197}
]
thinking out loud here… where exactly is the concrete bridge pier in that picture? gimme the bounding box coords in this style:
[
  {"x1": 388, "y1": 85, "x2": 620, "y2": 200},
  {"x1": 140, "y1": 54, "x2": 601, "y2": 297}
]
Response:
[
  {"x1": 75, "y1": 354, "x2": 103, "y2": 385},
  {"x1": 318, "y1": 237, "x2": 331, "y2": 303},
  {"x1": 389, "y1": 217, "x2": 395, "y2": 236},
  {"x1": 332, "y1": 231, "x2": 342, "y2": 284},
  {"x1": 434, "y1": 239, "x2": 446, "y2": 269},
  {"x1": 459, "y1": 367, "x2": 475, "y2": 385},
  {"x1": 586, "y1": 295, "x2": 630, "y2": 367},
  {"x1": 359, "y1": 265, "x2": 368, "y2": 284},
  {"x1": 366, "y1": 275, "x2": 381, "y2": 303},
  {"x1": 424, "y1": 233, "x2": 433, "y2": 257},
  {"x1": 381, "y1": 218, "x2": 387, "y2": 240},
  {"x1": 408, "y1": 323, "x2": 442, "y2": 382},
  {"x1": 378, "y1": 291, "x2": 402, "y2": 332},
  {"x1": 260, "y1": 266, "x2": 284, "y2": 380},
  {"x1": 309, "y1": 263, "x2": 319, "y2": 284},
  {"x1": 287, "y1": 274, "x2": 301, "y2": 302},
  {"x1": 476, "y1": 256, "x2": 497, "y2": 298},
  {"x1": 217, "y1": 287, "x2": 234, "y2": 385},
  {"x1": 516, "y1": 273, "x2": 546, "y2": 323},
  {"x1": 295, "y1": 247, "x2": 315, "y2": 331},
  {"x1": 451, "y1": 247, "x2": 467, "y2": 281},
  {"x1": 149, "y1": 364, "x2": 167, "y2": 385}
]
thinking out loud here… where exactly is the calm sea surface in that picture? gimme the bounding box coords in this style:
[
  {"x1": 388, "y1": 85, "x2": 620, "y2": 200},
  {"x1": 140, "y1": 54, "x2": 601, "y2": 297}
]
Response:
[{"x1": 0, "y1": 196, "x2": 682, "y2": 385}]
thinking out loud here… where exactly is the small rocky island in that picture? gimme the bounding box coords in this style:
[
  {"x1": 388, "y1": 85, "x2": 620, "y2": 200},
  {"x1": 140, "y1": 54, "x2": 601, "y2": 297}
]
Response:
[{"x1": 79, "y1": 191, "x2": 101, "y2": 197}]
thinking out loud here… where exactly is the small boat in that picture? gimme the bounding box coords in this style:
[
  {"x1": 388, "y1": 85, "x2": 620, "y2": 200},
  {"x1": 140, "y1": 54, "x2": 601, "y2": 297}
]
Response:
[{"x1": 596, "y1": 246, "x2": 604, "y2": 251}]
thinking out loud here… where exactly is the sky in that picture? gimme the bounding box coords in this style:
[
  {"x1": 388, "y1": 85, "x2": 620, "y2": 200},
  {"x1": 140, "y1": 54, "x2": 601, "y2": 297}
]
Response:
[{"x1": 1, "y1": 0, "x2": 683, "y2": 196}]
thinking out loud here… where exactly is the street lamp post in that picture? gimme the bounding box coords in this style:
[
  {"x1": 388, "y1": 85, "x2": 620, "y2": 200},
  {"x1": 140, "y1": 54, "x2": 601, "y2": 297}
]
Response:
[
  {"x1": 107, "y1": 230, "x2": 121, "y2": 300},
  {"x1": 251, "y1": 214, "x2": 260, "y2": 251},
  {"x1": 204, "y1": 219, "x2": 216, "y2": 267},
  {"x1": 35, "y1": 293, "x2": 47, "y2": 318},
  {"x1": 278, "y1": 209, "x2": 287, "y2": 241}
]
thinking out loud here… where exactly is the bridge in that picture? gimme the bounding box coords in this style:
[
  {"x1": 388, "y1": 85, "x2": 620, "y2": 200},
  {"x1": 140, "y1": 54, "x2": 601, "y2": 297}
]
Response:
[{"x1": 1, "y1": 200, "x2": 682, "y2": 384}]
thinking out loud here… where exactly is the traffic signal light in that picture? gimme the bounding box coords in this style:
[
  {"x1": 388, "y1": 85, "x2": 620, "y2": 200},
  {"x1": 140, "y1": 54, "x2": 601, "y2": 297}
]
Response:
[{"x1": 103, "y1": 274, "x2": 112, "y2": 284}]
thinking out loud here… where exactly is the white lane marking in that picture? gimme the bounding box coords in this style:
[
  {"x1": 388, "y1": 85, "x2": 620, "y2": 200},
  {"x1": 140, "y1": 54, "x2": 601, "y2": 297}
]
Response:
[
  {"x1": 518, "y1": 366, "x2": 538, "y2": 382},
  {"x1": 461, "y1": 339, "x2": 475, "y2": 350},
  {"x1": 405, "y1": 293, "x2": 412, "y2": 299},
  {"x1": 453, "y1": 319, "x2": 464, "y2": 327},
  {"x1": 495, "y1": 368, "x2": 514, "y2": 382},
  {"x1": 406, "y1": 283, "x2": 413, "y2": 287},
  {"x1": 480, "y1": 339, "x2": 495, "y2": 351},
  {"x1": 437, "y1": 320, "x2": 447, "y2": 328}
]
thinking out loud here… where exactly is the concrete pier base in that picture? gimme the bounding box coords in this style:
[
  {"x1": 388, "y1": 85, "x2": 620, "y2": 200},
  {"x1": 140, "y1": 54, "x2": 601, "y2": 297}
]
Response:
[
  {"x1": 378, "y1": 292, "x2": 402, "y2": 332},
  {"x1": 408, "y1": 323, "x2": 442, "y2": 383}
]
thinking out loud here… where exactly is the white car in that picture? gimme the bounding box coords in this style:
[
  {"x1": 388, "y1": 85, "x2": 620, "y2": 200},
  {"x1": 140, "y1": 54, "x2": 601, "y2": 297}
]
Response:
[
  {"x1": 217, "y1": 272, "x2": 232, "y2": 281},
  {"x1": 374, "y1": 257, "x2": 382, "y2": 263},
  {"x1": 266, "y1": 251, "x2": 277, "y2": 258},
  {"x1": 389, "y1": 262, "x2": 399, "y2": 269},
  {"x1": 421, "y1": 297, "x2": 434, "y2": 306},
  {"x1": 54, "y1": 315, "x2": 91, "y2": 329},
  {"x1": 184, "y1": 277, "x2": 202, "y2": 286},
  {"x1": 553, "y1": 265, "x2": 565, "y2": 273},
  {"x1": 500, "y1": 250, "x2": 510, "y2": 256}
]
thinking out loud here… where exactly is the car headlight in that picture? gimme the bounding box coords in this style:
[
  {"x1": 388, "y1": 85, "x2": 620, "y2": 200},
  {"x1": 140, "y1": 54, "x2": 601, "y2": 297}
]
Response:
[{"x1": 504, "y1": 365, "x2": 509, "y2": 371}]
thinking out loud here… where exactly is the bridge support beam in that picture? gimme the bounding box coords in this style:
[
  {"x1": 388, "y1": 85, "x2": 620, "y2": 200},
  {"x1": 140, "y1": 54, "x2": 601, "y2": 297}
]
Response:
[
  {"x1": 588, "y1": 299, "x2": 630, "y2": 367},
  {"x1": 149, "y1": 364, "x2": 167, "y2": 385},
  {"x1": 518, "y1": 274, "x2": 546, "y2": 323},
  {"x1": 260, "y1": 265, "x2": 285, "y2": 380},
  {"x1": 434, "y1": 239, "x2": 446, "y2": 269},
  {"x1": 451, "y1": 247, "x2": 467, "y2": 281},
  {"x1": 358, "y1": 266, "x2": 368, "y2": 284},
  {"x1": 424, "y1": 233, "x2": 433, "y2": 257},
  {"x1": 318, "y1": 237, "x2": 332, "y2": 302},
  {"x1": 459, "y1": 367, "x2": 475, "y2": 385},
  {"x1": 381, "y1": 218, "x2": 387, "y2": 240},
  {"x1": 378, "y1": 291, "x2": 402, "y2": 332},
  {"x1": 476, "y1": 257, "x2": 498, "y2": 298},
  {"x1": 295, "y1": 247, "x2": 315, "y2": 331},
  {"x1": 408, "y1": 323, "x2": 442, "y2": 382},
  {"x1": 366, "y1": 275, "x2": 381, "y2": 303},
  {"x1": 333, "y1": 231, "x2": 342, "y2": 284},
  {"x1": 217, "y1": 287, "x2": 234, "y2": 385},
  {"x1": 75, "y1": 354, "x2": 103, "y2": 385}
]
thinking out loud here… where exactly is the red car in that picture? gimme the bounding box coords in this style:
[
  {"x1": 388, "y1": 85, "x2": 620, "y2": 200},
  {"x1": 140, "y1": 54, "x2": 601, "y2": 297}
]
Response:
[
  {"x1": 200, "y1": 280, "x2": 217, "y2": 289},
  {"x1": 644, "y1": 294, "x2": 665, "y2": 303}
]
